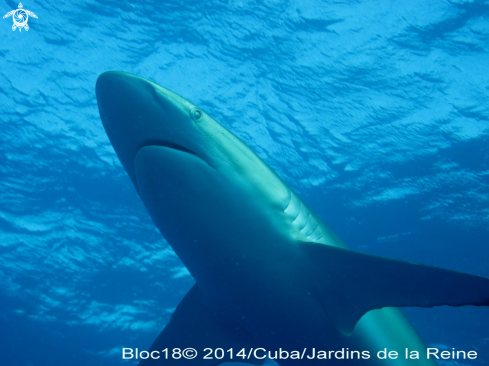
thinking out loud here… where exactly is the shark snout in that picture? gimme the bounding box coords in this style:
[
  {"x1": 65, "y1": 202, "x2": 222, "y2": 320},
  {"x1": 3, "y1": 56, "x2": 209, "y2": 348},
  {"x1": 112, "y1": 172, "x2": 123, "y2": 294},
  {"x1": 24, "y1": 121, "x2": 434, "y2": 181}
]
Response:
[{"x1": 96, "y1": 71, "x2": 160, "y2": 186}]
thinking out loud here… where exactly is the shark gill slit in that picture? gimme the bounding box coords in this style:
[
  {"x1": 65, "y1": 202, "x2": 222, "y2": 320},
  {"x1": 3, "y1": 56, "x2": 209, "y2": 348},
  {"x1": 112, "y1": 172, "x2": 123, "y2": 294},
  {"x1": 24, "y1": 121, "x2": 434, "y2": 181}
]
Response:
[
  {"x1": 294, "y1": 204, "x2": 311, "y2": 232},
  {"x1": 292, "y1": 202, "x2": 303, "y2": 223},
  {"x1": 301, "y1": 216, "x2": 317, "y2": 237},
  {"x1": 284, "y1": 190, "x2": 294, "y2": 216},
  {"x1": 298, "y1": 213, "x2": 311, "y2": 232},
  {"x1": 307, "y1": 225, "x2": 323, "y2": 242},
  {"x1": 284, "y1": 191, "x2": 301, "y2": 218},
  {"x1": 283, "y1": 190, "x2": 293, "y2": 212}
]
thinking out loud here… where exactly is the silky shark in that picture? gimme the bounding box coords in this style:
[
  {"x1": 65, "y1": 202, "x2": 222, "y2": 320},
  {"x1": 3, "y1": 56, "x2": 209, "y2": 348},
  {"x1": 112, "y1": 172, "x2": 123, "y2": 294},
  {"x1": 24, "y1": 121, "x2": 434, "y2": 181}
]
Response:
[{"x1": 96, "y1": 71, "x2": 489, "y2": 366}]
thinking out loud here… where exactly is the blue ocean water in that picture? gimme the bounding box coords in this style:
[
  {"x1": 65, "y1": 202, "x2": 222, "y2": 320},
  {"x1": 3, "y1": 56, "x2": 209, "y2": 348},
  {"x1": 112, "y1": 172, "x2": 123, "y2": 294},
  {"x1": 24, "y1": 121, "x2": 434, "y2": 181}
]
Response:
[{"x1": 1, "y1": 0, "x2": 488, "y2": 365}]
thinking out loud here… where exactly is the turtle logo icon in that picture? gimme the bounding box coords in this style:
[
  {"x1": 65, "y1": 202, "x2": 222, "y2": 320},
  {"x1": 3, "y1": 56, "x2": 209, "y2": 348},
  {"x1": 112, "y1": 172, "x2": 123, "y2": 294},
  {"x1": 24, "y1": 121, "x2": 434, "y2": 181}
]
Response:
[{"x1": 3, "y1": 3, "x2": 38, "y2": 32}]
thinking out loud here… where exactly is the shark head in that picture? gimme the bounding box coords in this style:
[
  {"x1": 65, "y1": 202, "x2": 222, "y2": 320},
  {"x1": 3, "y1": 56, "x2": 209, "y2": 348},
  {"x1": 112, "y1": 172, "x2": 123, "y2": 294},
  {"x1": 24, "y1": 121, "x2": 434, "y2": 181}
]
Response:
[
  {"x1": 96, "y1": 71, "x2": 291, "y2": 263},
  {"x1": 96, "y1": 71, "x2": 216, "y2": 189}
]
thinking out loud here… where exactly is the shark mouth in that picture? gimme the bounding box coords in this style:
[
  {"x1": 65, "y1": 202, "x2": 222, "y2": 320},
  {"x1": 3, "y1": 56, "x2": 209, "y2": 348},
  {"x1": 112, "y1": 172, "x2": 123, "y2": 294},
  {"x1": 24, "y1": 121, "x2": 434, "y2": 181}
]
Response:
[
  {"x1": 136, "y1": 140, "x2": 203, "y2": 160},
  {"x1": 135, "y1": 139, "x2": 215, "y2": 173}
]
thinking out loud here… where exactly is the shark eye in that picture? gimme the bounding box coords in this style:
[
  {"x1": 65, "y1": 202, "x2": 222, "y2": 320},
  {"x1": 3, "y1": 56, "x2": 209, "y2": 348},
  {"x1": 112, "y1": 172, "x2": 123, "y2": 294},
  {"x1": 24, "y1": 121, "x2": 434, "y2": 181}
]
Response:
[{"x1": 190, "y1": 107, "x2": 203, "y2": 121}]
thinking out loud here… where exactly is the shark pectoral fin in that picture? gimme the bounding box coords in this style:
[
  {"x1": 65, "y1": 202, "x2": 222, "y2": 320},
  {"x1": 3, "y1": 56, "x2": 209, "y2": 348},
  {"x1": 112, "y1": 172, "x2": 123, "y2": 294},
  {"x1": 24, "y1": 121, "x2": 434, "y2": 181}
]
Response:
[
  {"x1": 140, "y1": 284, "x2": 264, "y2": 365},
  {"x1": 301, "y1": 242, "x2": 489, "y2": 336}
]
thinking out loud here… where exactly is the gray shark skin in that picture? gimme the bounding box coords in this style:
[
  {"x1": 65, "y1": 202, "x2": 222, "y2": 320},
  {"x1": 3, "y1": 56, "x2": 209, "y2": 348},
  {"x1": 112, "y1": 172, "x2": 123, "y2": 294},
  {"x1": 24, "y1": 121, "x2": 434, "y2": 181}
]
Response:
[{"x1": 96, "y1": 71, "x2": 489, "y2": 366}]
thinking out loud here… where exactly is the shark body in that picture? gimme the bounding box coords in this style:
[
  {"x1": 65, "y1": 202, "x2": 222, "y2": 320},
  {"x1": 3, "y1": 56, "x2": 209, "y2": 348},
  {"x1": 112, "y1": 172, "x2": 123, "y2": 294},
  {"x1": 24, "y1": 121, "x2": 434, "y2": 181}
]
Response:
[{"x1": 95, "y1": 71, "x2": 489, "y2": 365}]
